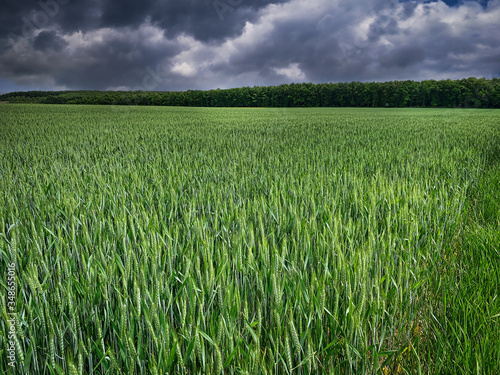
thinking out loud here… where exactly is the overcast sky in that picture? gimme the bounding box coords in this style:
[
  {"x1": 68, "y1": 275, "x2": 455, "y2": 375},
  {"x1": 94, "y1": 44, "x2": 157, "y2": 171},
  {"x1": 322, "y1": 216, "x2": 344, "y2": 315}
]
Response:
[{"x1": 0, "y1": 0, "x2": 499, "y2": 93}]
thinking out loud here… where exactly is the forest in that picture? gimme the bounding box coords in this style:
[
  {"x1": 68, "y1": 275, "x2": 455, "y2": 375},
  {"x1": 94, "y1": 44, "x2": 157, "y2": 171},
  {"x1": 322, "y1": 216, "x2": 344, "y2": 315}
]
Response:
[{"x1": 1, "y1": 77, "x2": 499, "y2": 108}]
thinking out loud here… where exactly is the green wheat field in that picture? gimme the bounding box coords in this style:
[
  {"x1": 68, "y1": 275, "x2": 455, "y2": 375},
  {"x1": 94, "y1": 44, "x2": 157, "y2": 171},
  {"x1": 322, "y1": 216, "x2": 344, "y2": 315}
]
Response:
[{"x1": 1, "y1": 104, "x2": 499, "y2": 374}]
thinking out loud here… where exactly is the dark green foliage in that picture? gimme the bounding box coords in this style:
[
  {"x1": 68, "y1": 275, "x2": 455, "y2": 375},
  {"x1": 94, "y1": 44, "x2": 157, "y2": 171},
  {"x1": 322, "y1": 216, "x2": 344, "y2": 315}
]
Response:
[{"x1": 1, "y1": 77, "x2": 499, "y2": 108}]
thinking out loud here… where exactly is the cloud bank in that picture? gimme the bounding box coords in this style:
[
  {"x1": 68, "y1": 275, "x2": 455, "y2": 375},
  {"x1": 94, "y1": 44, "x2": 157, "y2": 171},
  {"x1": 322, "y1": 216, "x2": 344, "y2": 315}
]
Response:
[{"x1": 0, "y1": 0, "x2": 499, "y2": 92}]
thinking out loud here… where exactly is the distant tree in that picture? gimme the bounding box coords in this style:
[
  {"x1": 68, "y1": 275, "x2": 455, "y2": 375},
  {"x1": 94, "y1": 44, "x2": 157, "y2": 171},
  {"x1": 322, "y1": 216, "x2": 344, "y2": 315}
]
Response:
[{"x1": 2, "y1": 78, "x2": 499, "y2": 108}]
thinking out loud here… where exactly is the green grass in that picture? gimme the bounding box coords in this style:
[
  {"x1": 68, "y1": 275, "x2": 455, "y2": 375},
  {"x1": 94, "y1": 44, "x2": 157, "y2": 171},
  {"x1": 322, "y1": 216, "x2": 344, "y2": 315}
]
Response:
[
  {"x1": 417, "y1": 153, "x2": 500, "y2": 374},
  {"x1": 0, "y1": 105, "x2": 499, "y2": 374}
]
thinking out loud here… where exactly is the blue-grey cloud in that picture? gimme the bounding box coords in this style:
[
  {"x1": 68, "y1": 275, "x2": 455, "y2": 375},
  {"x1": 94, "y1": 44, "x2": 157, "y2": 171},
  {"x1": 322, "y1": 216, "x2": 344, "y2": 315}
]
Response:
[
  {"x1": 33, "y1": 30, "x2": 68, "y2": 52},
  {"x1": 0, "y1": 0, "x2": 498, "y2": 92}
]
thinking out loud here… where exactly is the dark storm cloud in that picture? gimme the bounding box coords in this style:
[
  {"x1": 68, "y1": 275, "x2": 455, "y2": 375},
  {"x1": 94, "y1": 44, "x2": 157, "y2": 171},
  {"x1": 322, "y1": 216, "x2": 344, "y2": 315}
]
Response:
[
  {"x1": 0, "y1": 0, "x2": 285, "y2": 42},
  {"x1": 1, "y1": 0, "x2": 98, "y2": 39},
  {"x1": 1, "y1": 22, "x2": 182, "y2": 90},
  {"x1": 99, "y1": 0, "x2": 156, "y2": 28},
  {"x1": 205, "y1": 0, "x2": 499, "y2": 85},
  {"x1": 0, "y1": 0, "x2": 499, "y2": 92},
  {"x1": 400, "y1": 1, "x2": 418, "y2": 18},
  {"x1": 379, "y1": 46, "x2": 426, "y2": 69},
  {"x1": 33, "y1": 30, "x2": 68, "y2": 52},
  {"x1": 150, "y1": 0, "x2": 289, "y2": 42}
]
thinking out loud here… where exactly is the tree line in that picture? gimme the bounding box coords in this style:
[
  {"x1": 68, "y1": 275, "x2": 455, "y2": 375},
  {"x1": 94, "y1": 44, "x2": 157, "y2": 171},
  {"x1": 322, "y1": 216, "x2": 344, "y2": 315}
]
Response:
[{"x1": 1, "y1": 77, "x2": 499, "y2": 108}]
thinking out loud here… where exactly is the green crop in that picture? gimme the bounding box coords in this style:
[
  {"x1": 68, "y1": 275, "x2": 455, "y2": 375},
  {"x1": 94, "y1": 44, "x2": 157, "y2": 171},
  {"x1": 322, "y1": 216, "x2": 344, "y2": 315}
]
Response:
[{"x1": 0, "y1": 105, "x2": 499, "y2": 374}]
